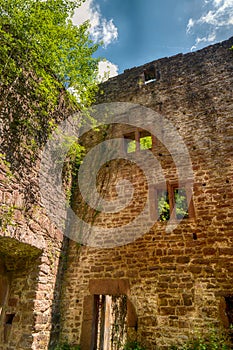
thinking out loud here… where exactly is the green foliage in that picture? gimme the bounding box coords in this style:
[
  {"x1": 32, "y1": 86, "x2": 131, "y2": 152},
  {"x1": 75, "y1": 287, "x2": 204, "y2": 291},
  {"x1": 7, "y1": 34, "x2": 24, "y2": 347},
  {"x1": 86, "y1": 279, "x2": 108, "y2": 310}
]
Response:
[
  {"x1": 124, "y1": 341, "x2": 146, "y2": 350},
  {"x1": 0, "y1": 0, "x2": 99, "y2": 108},
  {"x1": 157, "y1": 188, "x2": 189, "y2": 221},
  {"x1": 0, "y1": 153, "x2": 13, "y2": 178},
  {"x1": 126, "y1": 140, "x2": 136, "y2": 153},
  {"x1": 0, "y1": 0, "x2": 99, "y2": 161},
  {"x1": 157, "y1": 189, "x2": 170, "y2": 221},
  {"x1": 0, "y1": 204, "x2": 16, "y2": 231},
  {"x1": 174, "y1": 188, "x2": 188, "y2": 219},
  {"x1": 125, "y1": 135, "x2": 152, "y2": 153},
  {"x1": 62, "y1": 136, "x2": 86, "y2": 203},
  {"x1": 53, "y1": 343, "x2": 80, "y2": 350},
  {"x1": 169, "y1": 328, "x2": 232, "y2": 350},
  {"x1": 139, "y1": 136, "x2": 152, "y2": 150}
]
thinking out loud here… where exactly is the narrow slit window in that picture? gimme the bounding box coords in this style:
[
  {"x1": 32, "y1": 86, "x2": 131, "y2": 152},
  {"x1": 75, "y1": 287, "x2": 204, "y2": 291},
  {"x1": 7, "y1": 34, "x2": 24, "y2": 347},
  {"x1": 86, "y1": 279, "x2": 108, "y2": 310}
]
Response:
[{"x1": 4, "y1": 313, "x2": 15, "y2": 343}]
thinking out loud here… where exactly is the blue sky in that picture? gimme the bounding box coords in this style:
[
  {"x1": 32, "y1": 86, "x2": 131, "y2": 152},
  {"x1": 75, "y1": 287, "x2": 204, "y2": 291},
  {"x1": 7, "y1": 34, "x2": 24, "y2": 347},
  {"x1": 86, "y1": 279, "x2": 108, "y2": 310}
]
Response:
[{"x1": 73, "y1": 0, "x2": 233, "y2": 78}]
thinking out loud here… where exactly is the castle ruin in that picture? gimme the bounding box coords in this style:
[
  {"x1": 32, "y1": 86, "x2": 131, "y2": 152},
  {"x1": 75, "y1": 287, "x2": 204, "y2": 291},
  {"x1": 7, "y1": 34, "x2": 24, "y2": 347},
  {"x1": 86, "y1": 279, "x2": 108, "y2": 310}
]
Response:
[{"x1": 0, "y1": 37, "x2": 233, "y2": 349}]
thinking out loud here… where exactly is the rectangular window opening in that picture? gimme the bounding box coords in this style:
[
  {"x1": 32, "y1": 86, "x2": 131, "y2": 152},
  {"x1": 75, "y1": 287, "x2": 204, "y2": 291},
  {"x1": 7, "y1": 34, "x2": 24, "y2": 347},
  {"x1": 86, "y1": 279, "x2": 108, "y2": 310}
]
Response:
[
  {"x1": 139, "y1": 131, "x2": 152, "y2": 150},
  {"x1": 225, "y1": 296, "x2": 233, "y2": 325},
  {"x1": 224, "y1": 296, "x2": 233, "y2": 342},
  {"x1": 157, "y1": 189, "x2": 170, "y2": 221},
  {"x1": 124, "y1": 132, "x2": 136, "y2": 153},
  {"x1": 153, "y1": 182, "x2": 194, "y2": 222},
  {"x1": 5, "y1": 313, "x2": 15, "y2": 325},
  {"x1": 174, "y1": 187, "x2": 189, "y2": 220},
  {"x1": 144, "y1": 66, "x2": 157, "y2": 84},
  {"x1": 4, "y1": 313, "x2": 15, "y2": 343},
  {"x1": 124, "y1": 130, "x2": 153, "y2": 153}
]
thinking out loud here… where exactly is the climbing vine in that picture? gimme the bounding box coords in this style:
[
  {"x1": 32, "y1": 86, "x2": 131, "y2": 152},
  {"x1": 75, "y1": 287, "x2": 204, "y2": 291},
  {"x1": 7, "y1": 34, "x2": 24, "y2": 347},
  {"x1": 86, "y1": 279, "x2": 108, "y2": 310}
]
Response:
[{"x1": 0, "y1": 204, "x2": 16, "y2": 231}]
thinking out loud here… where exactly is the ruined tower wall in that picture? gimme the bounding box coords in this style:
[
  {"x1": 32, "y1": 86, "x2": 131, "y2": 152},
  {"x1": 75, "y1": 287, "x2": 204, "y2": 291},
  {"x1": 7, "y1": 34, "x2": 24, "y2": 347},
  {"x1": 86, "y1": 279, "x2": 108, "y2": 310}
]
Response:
[
  {"x1": 0, "y1": 152, "x2": 65, "y2": 350},
  {"x1": 60, "y1": 37, "x2": 233, "y2": 349},
  {"x1": 0, "y1": 108, "x2": 69, "y2": 349}
]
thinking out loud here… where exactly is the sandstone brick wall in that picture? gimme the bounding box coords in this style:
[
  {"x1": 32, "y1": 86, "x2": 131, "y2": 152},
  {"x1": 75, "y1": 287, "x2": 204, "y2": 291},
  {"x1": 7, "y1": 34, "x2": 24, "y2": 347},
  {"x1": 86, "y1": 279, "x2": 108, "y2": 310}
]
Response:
[
  {"x1": 0, "y1": 128, "x2": 66, "y2": 348},
  {"x1": 60, "y1": 37, "x2": 233, "y2": 349},
  {"x1": 1, "y1": 36, "x2": 232, "y2": 350}
]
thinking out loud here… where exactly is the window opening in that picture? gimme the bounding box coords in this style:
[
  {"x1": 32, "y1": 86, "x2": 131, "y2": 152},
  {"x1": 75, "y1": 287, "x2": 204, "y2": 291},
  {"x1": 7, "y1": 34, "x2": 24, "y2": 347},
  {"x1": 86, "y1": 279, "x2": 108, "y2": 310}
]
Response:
[
  {"x1": 174, "y1": 187, "x2": 189, "y2": 219},
  {"x1": 154, "y1": 183, "x2": 194, "y2": 221},
  {"x1": 124, "y1": 130, "x2": 153, "y2": 154},
  {"x1": 124, "y1": 132, "x2": 136, "y2": 154},
  {"x1": 5, "y1": 313, "x2": 15, "y2": 325},
  {"x1": 4, "y1": 313, "x2": 15, "y2": 343},
  {"x1": 157, "y1": 189, "x2": 170, "y2": 221},
  {"x1": 225, "y1": 296, "x2": 233, "y2": 325},
  {"x1": 144, "y1": 65, "x2": 157, "y2": 84},
  {"x1": 224, "y1": 296, "x2": 233, "y2": 341},
  {"x1": 139, "y1": 130, "x2": 152, "y2": 150},
  {"x1": 94, "y1": 295, "x2": 127, "y2": 350}
]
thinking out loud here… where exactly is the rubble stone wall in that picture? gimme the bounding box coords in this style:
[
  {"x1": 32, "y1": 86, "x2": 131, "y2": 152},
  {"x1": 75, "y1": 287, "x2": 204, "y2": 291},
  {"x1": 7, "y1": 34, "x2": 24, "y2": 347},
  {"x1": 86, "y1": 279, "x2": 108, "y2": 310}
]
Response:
[
  {"x1": 0, "y1": 121, "x2": 65, "y2": 349},
  {"x1": 60, "y1": 37, "x2": 233, "y2": 349}
]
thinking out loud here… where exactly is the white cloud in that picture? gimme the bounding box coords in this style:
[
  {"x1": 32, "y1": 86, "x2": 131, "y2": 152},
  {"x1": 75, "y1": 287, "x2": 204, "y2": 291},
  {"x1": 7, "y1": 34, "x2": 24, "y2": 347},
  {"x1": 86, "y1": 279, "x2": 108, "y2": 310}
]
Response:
[
  {"x1": 72, "y1": 0, "x2": 118, "y2": 47},
  {"x1": 190, "y1": 33, "x2": 217, "y2": 51},
  {"x1": 187, "y1": 18, "x2": 195, "y2": 33},
  {"x1": 98, "y1": 60, "x2": 118, "y2": 82},
  {"x1": 72, "y1": 0, "x2": 92, "y2": 25},
  {"x1": 187, "y1": 0, "x2": 233, "y2": 50},
  {"x1": 72, "y1": 1, "x2": 119, "y2": 81},
  {"x1": 213, "y1": 0, "x2": 223, "y2": 6}
]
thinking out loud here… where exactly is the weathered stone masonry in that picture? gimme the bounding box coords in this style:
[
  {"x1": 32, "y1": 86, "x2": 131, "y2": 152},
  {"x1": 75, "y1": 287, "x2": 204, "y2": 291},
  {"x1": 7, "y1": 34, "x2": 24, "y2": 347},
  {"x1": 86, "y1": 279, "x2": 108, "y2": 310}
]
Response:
[
  {"x1": 0, "y1": 92, "x2": 70, "y2": 349},
  {"x1": 0, "y1": 149, "x2": 67, "y2": 350},
  {"x1": 0, "y1": 36, "x2": 233, "y2": 350},
  {"x1": 60, "y1": 37, "x2": 233, "y2": 349}
]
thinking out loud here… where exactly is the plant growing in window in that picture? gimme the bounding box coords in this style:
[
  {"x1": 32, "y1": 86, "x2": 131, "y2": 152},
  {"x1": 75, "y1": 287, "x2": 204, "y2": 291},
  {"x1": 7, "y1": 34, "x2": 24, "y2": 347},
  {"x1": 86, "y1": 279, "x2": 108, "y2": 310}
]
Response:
[
  {"x1": 174, "y1": 188, "x2": 189, "y2": 219},
  {"x1": 153, "y1": 182, "x2": 194, "y2": 222},
  {"x1": 157, "y1": 189, "x2": 170, "y2": 221},
  {"x1": 139, "y1": 130, "x2": 152, "y2": 150}
]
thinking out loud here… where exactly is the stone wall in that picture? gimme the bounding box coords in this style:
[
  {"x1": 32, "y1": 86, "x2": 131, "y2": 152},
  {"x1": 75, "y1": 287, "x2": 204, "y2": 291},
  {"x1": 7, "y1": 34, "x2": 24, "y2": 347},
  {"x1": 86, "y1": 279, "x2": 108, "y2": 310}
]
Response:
[
  {"x1": 0, "y1": 153, "x2": 66, "y2": 350},
  {"x1": 60, "y1": 37, "x2": 233, "y2": 349},
  {"x1": 1, "y1": 36, "x2": 233, "y2": 350},
  {"x1": 0, "y1": 111, "x2": 67, "y2": 348}
]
